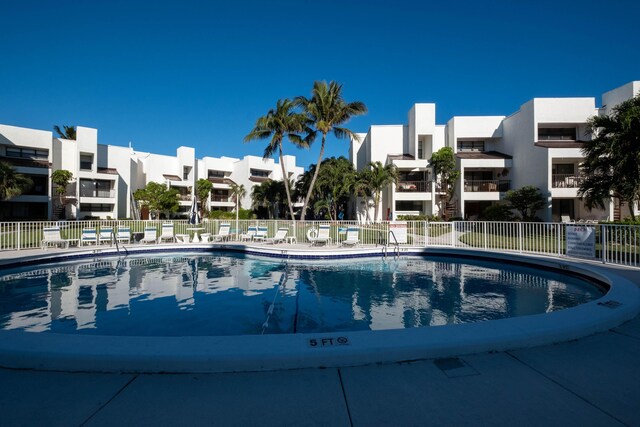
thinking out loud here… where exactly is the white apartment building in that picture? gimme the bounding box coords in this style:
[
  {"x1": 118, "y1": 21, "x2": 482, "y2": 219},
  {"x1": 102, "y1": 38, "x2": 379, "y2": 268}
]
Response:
[
  {"x1": 351, "y1": 81, "x2": 640, "y2": 222},
  {"x1": 0, "y1": 124, "x2": 304, "y2": 220}
]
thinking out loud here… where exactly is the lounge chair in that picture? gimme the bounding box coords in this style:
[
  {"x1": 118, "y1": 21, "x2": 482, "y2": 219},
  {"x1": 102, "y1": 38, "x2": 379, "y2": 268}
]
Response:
[
  {"x1": 341, "y1": 226, "x2": 360, "y2": 247},
  {"x1": 264, "y1": 228, "x2": 288, "y2": 244},
  {"x1": 309, "y1": 224, "x2": 332, "y2": 246},
  {"x1": 41, "y1": 227, "x2": 74, "y2": 250},
  {"x1": 115, "y1": 227, "x2": 131, "y2": 244},
  {"x1": 561, "y1": 215, "x2": 574, "y2": 224},
  {"x1": 140, "y1": 227, "x2": 157, "y2": 244},
  {"x1": 80, "y1": 228, "x2": 98, "y2": 246},
  {"x1": 240, "y1": 226, "x2": 257, "y2": 241},
  {"x1": 176, "y1": 233, "x2": 190, "y2": 243},
  {"x1": 98, "y1": 227, "x2": 114, "y2": 245},
  {"x1": 253, "y1": 226, "x2": 268, "y2": 242},
  {"x1": 211, "y1": 223, "x2": 231, "y2": 242},
  {"x1": 158, "y1": 223, "x2": 175, "y2": 243}
]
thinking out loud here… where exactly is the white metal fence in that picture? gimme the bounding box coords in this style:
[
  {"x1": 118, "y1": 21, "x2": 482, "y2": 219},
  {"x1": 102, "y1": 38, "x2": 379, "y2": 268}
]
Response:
[{"x1": 0, "y1": 220, "x2": 638, "y2": 268}]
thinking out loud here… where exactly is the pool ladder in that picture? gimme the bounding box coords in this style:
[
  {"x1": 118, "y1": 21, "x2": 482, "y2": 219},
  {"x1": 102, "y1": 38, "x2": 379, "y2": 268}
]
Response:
[{"x1": 382, "y1": 230, "x2": 400, "y2": 260}]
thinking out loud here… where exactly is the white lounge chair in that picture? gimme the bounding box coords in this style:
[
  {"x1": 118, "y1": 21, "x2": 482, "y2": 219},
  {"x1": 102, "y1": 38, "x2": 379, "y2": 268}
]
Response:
[
  {"x1": 98, "y1": 227, "x2": 114, "y2": 245},
  {"x1": 309, "y1": 224, "x2": 332, "y2": 246},
  {"x1": 158, "y1": 223, "x2": 175, "y2": 243},
  {"x1": 253, "y1": 226, "x2": 268, "y2": 242},
  {"x1": 211, "y1": 223, "x2": 231, "y2": 242},
  {"x1": 341, "y1": 226, "x2": 360, "y2": 247},
  {"x1": 561, "y1": 215, "x2": 574, "y2": 224},
  {"x1": 80, "y1": 228, "x2": 98, "y2": 246},
  {"x1": 41, "y1": 227, "x2": 74, "y2": 250},
  {"x1": 240, "y1": 226, "x2": 257, "y2": 241},
  {"x1": 140, "y1": 227, "x2": 157, "y2": 244},
  {"x1": 264, "y1": 228, "x2": 288, "y2": 244},
  {"x1": 115, "y1": 227, "x2": 131, "y2": 244}
]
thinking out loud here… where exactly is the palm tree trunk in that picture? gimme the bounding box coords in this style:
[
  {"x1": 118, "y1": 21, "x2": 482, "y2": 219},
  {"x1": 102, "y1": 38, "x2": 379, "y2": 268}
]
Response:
[
  {"x1": 628, "y1": 200, "x2": 636, "y2": 221},
  {"x1": 279, "y1": 148, "x2": 296, "y2": 223},
  {"x1": 374, "y1": 192, "x2": 380, "y2": 222},
  {"x1": 301, "y1": 133, "x2": 326, "y2": 220}
]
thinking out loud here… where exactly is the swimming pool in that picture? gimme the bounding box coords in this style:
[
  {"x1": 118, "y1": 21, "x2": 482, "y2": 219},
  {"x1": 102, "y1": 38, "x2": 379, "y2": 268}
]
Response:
[
  {"x1": 0, "y1": 252, "x2": 605, "y2": 336},
  {"x1": 0, "y1": 247, "x2": 637, "y2": 373}
]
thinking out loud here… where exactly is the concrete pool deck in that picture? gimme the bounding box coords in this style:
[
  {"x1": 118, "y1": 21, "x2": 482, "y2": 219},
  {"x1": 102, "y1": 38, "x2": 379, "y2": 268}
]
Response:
[{"x1": 0, "y1": 244, "x2": 639, "y2": 425}]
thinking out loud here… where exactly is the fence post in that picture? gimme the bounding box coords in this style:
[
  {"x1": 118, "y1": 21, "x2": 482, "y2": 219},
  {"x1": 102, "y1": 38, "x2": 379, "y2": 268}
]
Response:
[
  {"x1": 451, "y1": 222, "x2": 456, "y2": 247},
  {"x1": 424, "y1": 221, "x2": 428, "y2": 248},
  {"x1": 557, "y1": 224, "x2": 562, "y2": 256},
  {"x1": 602, "y1": 225, "x2": 607, "y2": 264},
  {"x1": 518, "y1": 222, "x2": 523, "y2": 253},
  {"x1": 483, "y1": 222, "x2": 487, "y2": 250},
  {"x1": 17, "y1": 222, "x2": 21, "y2": 251}
]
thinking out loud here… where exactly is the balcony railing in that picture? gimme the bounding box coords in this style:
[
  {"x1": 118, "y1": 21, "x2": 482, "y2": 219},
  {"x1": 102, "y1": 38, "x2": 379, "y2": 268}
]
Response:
[
  {"x1": 464, "y1": 180, "x2": 510, "y2": 192},
  {"x1": 396, "y1": 181, "x2": 431, "y2": 192},
  {"x1": 79, "y1": 189, "x2": 115, "y2": 198},
  {"x1": 177, "y1": 194, "x2": 192, "y2": 201},
  {"x1": 211, "y1": 195, "x2": 231, "y2": 202},
  {"x1": 552, "y1": 174, "x2": 584, "y2": 188}
]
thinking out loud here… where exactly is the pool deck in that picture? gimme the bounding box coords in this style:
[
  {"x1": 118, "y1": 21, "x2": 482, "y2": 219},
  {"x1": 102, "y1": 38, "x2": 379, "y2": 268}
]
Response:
[{"x1": 1, "y1": 244, "x2": 639, "y2": 426}]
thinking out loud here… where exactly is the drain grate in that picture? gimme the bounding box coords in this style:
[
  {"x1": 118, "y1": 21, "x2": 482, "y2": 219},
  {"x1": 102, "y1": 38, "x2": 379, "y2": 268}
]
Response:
[
  {"x1": 433, "y1": 357, "x2": 479, "y2": 378},
  {"x1": 597, "y1": 300, "x2": 622, "y2": 309}
]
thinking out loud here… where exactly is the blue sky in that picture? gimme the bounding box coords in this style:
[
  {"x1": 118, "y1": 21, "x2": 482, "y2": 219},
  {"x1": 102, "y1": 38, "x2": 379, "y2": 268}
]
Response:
[{"x1": 1, "y1": 0, "x2": 638, "y2": 169}]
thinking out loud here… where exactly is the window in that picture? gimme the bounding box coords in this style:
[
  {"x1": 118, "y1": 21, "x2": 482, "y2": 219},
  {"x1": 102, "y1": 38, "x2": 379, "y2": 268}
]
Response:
[
  {"x1": 5, "y1": 147, "x2": 49, "y2": 159},
  {"x1": 183, "y1": 166, "x2": 192, "y2": 180},
  {"x1": 395, "y1": 201, "x2": 423, "y2": 211},
  {"x1": 457, "y1": 140, "x2": 485, "y2": 152},
  {"x1": 80, "y1": 154, "x2": 93, "y2": 170},
  {"x1": 418, "y1": 141, "x2": 423, "y2": 159},
  {"x1": 22, "y1": 175, "x2": 48, "y2": 196},
  {"x1": 79, "y1": 203, "x2": 113, "y2": 212},
  {"x1": 208, "y1": 170, "x2": 225, "y2": 178},
  {"x1": 250, "y1": 169, "x2": 270, "y2": 178},
  {"x1": 464, "y1": 171, "x2": 493, "y2": 181},
  {"x1": 538, "y1": 128, "x2": 576, "y2": 141},
  {"x1": 80, "y1": 179, "x2": 113, "y2": 197}
]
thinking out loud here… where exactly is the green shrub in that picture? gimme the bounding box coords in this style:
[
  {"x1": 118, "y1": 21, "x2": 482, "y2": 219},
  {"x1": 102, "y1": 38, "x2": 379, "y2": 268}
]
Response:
[{"x1": 480, "y1": 204, "x2": 515, "y2": 221}]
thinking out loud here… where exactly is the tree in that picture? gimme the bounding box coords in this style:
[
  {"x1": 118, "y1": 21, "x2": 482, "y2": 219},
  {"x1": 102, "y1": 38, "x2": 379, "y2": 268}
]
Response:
[
  {"x1": 579, "y1": 94, "x2": 640, "y2": 220},
  {"x1": 295, "y1": 81, "x2": 367, "y2": 219},
  {"x1": 230, "y1": 182, "x2": 246, "y2": 229},
  {"x1": 51, "y1": 169, "x2": 73, "y2": 206},
  {"x1": 505, "y1": 185, "x2": 546, "y2": 221},
  {"x1": 53, "y1": 125, "x2": 76, "y2": 140},
  {"x1": 195, "y1": 178, "x2": 213, "y2": 215},
  {"x1": 430, "y1": 147, "x2": 460, "y2": 220},
  {"x1": 356, "y1": 161, "x2": 398, "y2": 222},
  {"x1": 313, "y1": 157, "x2": 356, "y2": 221},
  {"x1": 251, "y1": 180, "x2": 286, "y2": 219},
  {"x1": 133, "y1": 182, "x2": 179, "y2": 219},
  {"x1": 0, "y1": 161, "x2": 32, "y2": 200},
  {"x1": 245, "y1": 98, "x2": 310, "y2": 222}
]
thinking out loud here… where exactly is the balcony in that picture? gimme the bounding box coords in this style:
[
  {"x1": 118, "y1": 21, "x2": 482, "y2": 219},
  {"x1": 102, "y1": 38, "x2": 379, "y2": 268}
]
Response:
[
  {"x1": 0, "y1": 156, "x2": 51, "y2": 169},
  {"x1": 79, "y1": 189, "x2": 115, "y2": 198},
  {"x1": 212, "y1": 195, "x2": 231, "y2": 202},
  {"x1": 552, "y1": 174, "x2": 584, "y2": 188},
  {"x1": 177, "y1": 194, "x2": 192, "y2": 201},
  {"x1": 396, "y1": 181, "x2": 431, "y2": 192},
  {"x1": 464, "y1": 180, "x2": 510, "y2": 192}
]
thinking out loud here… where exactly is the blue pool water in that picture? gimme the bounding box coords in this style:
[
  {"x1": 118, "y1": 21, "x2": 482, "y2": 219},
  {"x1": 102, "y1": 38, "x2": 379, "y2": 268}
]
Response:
[{"x1": 0, "y1": 252, "x2": 605, "y2": 336}]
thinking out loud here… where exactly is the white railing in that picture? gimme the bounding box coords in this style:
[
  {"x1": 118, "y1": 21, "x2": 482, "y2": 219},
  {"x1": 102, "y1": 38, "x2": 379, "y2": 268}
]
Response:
[{"x1": 0, "y1": 220, "x2": 638, "y2": 268}]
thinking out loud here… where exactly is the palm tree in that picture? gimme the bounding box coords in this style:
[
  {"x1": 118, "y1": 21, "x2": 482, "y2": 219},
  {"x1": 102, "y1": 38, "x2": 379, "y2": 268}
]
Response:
[
  {"x1": 313, "y1": 157, "x2": 356, "y2": 221},
  {"x1": 356, "y1": 161, "x2": 398, "y2": 222},
  {"x1": 0, "y1": 161, "x2": 32, "y2": 201},
  {"x1": 580, "y1": 94, "x2": 640, "y2": 220},
  {"x1": 244, "y1": 98, "x2": 310, "y2": 222},
  {"x1": 295, "y1": 81, "x2": 367, "y2": 220},
  {"x1": 53, "y1": 125, "x2": 76, "y2": 140},
  {"x1": 230, "y1": 182, "x2": 246, "y2": 231}
]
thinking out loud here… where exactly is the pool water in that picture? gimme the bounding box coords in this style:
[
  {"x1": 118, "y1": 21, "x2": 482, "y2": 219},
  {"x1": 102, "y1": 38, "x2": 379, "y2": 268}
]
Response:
[{"x1": 0, "y1": 252, "x2": 605, "y2": 336}]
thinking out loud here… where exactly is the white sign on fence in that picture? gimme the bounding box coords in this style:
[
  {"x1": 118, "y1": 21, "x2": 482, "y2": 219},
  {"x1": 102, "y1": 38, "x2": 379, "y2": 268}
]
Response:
[
  {"x1": 566, "y1": 225, "x2": 596, "y2": 259},
  {"x1": 389, "y1": 221, "x2": 407, "y2": 244}
]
